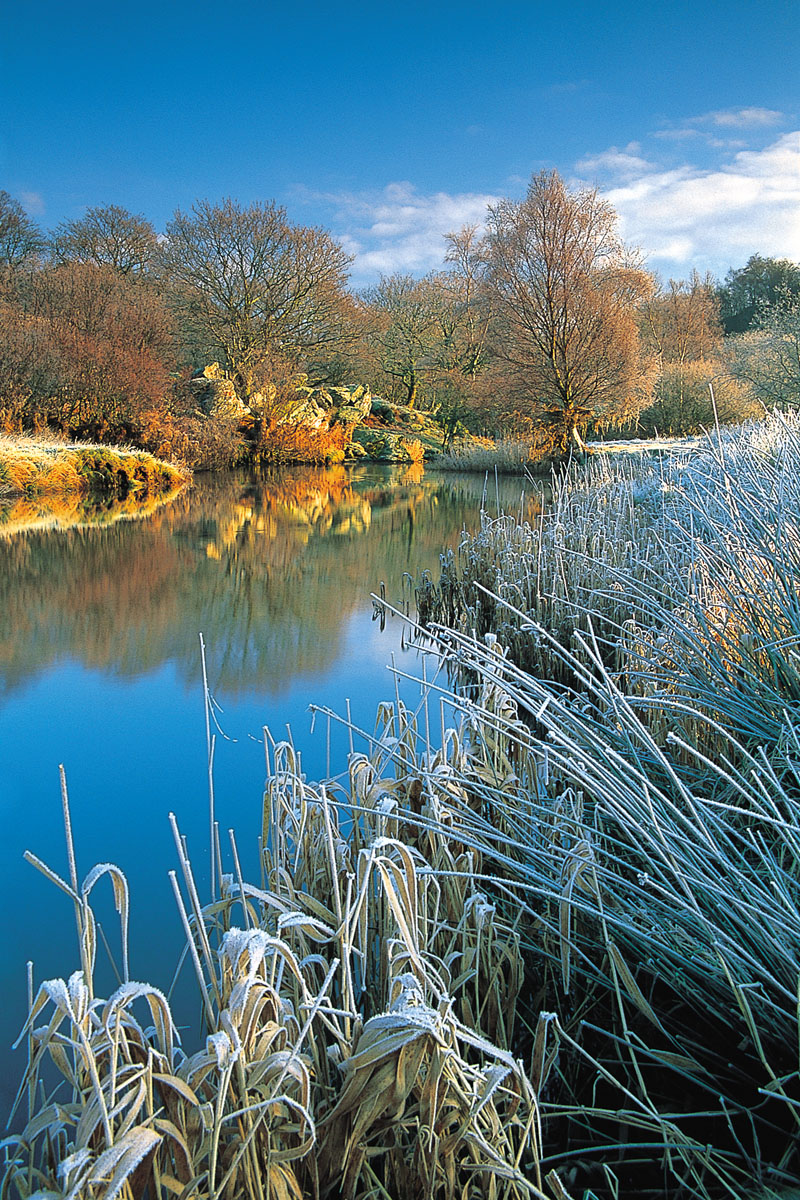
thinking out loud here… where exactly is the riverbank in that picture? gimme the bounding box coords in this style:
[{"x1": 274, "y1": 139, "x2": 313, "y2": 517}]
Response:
[
  {"x1": 0, "y1": 434, "x2": 190, "y2": 504},
  {"x1": 6, "y1": 416, "x2": 799, "y2": 1199},
  {"x1": 414, "y1": 411, "x2": 800, "y2": 1197}
]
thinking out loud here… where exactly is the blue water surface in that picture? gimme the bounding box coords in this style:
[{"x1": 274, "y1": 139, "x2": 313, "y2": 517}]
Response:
[{"x1": 0, "y1": 463, "x2": 536, "y2": 1120}]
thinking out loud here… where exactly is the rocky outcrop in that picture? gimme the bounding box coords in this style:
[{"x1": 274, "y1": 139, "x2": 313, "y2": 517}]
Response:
[
  {"x1": 188, "y1": 368, "x2": 444, "y2": 464},
  {"x1": 290, "y1": 383, "x2": 373, "y2": 428},
  {"x1": 351, "y1": 428, "x2": 424, "y2": 463},
  {"x1": 244, "y1": 380, "x2": 374, "y2": 431},
  {"x1": 189, "y1": 364, "x2": 248, "y2": 420}
]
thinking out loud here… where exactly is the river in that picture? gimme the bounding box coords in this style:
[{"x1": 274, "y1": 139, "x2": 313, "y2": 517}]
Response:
[{"x1": 0, "y1": 462, "x2": 540, "y2": 1119}]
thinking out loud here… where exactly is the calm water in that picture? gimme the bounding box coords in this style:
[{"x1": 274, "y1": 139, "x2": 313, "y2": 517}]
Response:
[{"x1": 0, "y1": 462, "x2": 537, "y2": 1118}]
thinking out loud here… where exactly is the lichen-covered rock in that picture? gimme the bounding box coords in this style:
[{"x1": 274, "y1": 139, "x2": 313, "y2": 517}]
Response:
[
  {"x1": 293, "y1": 383, "x2": 372, "y2": 427},
  {"x1": 352, "y1": 428, "x2": 425, "y2": 463},
  {"x1": 189, "y1": 364, "x2": 247, "y2": 419},
  {"x1": 332, "y1": 384, "x2": 372, "y2": 422},
  {"x1": 277, "y1": 389, "x2": 330, "y2": 429}
]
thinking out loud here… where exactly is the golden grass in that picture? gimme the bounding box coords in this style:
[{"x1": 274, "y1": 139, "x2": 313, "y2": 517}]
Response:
[{"x1": 0, "y1": 434, "x2": 190, "y2": 503}]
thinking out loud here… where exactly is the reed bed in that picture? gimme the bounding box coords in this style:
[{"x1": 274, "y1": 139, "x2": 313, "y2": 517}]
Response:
[
  {"x1": 433, "y1": 437, "x2": 554, "y2": 475},
  {"x1": 6, "y1": 412, "x2": 800, "y2": 1198},
  {"x1": 3, "y1": 712, "x2": 548, "y2": 1200},
  {"x1": 413, "y1": 411, "x2": 800, "y2": 1196},
  {"x1": 418, "y1": 415, "x2": 800, "y2": 702},
  {"x1": 416, "y1": 448, "x2": 684, "y2": 688}
]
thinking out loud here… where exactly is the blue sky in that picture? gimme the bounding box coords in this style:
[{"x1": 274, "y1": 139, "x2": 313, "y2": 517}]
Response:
[{"x1": 2, "y1": 0, "x2": 798, "y2": 285}]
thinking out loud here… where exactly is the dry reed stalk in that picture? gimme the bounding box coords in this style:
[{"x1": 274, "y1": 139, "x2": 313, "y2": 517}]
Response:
[{"x1": 5, "y1": 703, "x2": 551, "y2": 1200}]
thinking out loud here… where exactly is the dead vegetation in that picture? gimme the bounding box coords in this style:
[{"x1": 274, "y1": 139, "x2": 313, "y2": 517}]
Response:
[
  {"x1": 5, "y1": 413, "x2": 800, "y2": 1199},
  {"x1": 4, "y1": 707, "x2": 547, "y2": 1200}
]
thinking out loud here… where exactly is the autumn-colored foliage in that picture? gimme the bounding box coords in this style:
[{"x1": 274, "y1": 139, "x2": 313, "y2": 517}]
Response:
[
  {"x1": 246, "y1": 414, "x2": 352, "y2": 465},
  {"x1": 0, "y1": 435, "x2": 189, "y2": 503},
  {"x1": 0, "y1": 263, "x2": 175, "y2": 442}
]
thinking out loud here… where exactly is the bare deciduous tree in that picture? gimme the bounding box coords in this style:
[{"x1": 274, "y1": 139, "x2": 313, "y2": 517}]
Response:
[
  {"x1": 161, "y1": 198, "x2": 353, "y2": 399},
  {"x1": 728, "y1": 292, "x2": 800, "y2": 408},
  {"x1": 364, "y1": 273, "x2": 442, "y2": 408},
  {"x1": 51, "y1": 204, "x2": 160, "y2": 276},
  {"x1": 642, "y1": 272, "x2": 722, "y2": 367},
  {"x1": 0, "y1": 191, "x2": 44, "y2": 274},
  {"x1": 483, "y1": 170, "x2": 654, "y2": 454},
  {"x1": 442, "y1": 223, "x2": 492, "y2": 379},
  {"x1": 26, "y1": 262, "x2": 175, "y2": 434}
]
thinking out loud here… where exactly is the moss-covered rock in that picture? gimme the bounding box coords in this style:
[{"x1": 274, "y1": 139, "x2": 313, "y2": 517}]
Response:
[{"x1": 351, "y1": 429, "x2": 425, "y2": 463}]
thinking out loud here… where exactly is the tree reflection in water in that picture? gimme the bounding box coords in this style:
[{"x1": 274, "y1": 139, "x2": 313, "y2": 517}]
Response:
[
  {"x1": 0, "y1": 462, "x2": 544, "y2": 1120},
  {"x1": 0, "y1": 463, "x2": 543, "y2": 698}
]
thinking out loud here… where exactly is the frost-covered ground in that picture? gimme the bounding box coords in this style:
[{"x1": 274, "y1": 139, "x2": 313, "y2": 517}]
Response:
[{"x1": 588, "y1": 433, "x2": 705, "y2": 453}]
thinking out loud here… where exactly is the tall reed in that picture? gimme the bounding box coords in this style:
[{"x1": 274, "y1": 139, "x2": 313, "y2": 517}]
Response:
[
  {"x1": 7, "y1": 413, "x2": 800, "y2": 1198},
  {"x1": 4, "y1": 707, "x2": 545, "y2": 1200}
]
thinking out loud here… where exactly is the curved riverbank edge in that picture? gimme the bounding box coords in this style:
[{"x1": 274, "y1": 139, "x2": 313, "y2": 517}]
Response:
[
  {"x1": 0, "y1": 437, "x2": 191, "y2": 537},
  {"x1": 0, "y1": 436, "x2": 190, "y2": 502}
]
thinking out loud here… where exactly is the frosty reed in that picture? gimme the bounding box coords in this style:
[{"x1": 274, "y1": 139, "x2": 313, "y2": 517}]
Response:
[{"x1": 5, "y1": 413, "x2": 800, "y2": 1199}]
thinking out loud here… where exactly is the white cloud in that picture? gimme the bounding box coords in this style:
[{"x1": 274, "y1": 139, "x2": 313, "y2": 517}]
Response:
[
  {"x1": 302, "y1": 118, "x2": 799, "y2": 287},
  {"x1": 18, "y1": 190, "x2": 45, "y2": 216},
  {"x1": 652, "y1": 108, "x2": 785, "y2": 149},
  {"x1": 697, "y1": 106, "x2": 785, "y2": 129},
  {"x1": 598, "y1": 131, "x2": 800, "y2": 277},
  {"x1": 308, "y1": 182, "x2": 499, "y2": 283},
  {"x1": 652, "y1": 127, "x2": 704, "y2": 142},
  {"x1": 576, "y1": 142, "x2": 656, "y2": 181}
]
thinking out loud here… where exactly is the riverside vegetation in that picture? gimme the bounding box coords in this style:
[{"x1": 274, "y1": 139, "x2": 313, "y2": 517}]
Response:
[
  {"x1": 2, "y1": 183, "x2": 798, "y2": 478},
  {"x1": 4, "y1": 413, "x2": 800, "y2": 1199},
  {"x1": 0, "y1": 435, "x2": 188, "y2": 503}
]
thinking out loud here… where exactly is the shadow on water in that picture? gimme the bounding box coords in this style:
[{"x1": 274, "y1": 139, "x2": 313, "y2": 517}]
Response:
[{"x1": 0, "y1": 461, "x2": 544, "y2": 1120}]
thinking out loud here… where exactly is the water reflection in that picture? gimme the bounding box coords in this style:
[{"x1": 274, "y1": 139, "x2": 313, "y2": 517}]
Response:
[
  {"x1": 0, "y1": 463, "x2": 543, "y2": 1118},
  {"x1": 0, "y1": 481, "x2": 187, "y2": 540},
  {"x1": 0, "y1": 464, "x2": 543, "y2": 699}
]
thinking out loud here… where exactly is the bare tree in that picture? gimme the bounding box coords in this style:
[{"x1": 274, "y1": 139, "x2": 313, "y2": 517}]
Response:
[
  {"x1": 638, "y1": 273, "x2": 729, "y2": 434},
  {"x1": 642, "y1": 272, "x2": 722, "y2": 367},
  {"x1": 443, "y1": 223, "x2": 492, "y2": 378},
  {"x1": 27, "y1": 262, "x2": 175, "y2": 434},
  {"x1": 728, "y1": 292, "x2": 800, "y2": 408},
  {"x1": 483, "y1": 170, "x2": 654, "y2": 454},
  {"x1": 365, "y1": 252, "x2": 492, "y2": 422},
  {"x1": 364, "y1": 273, "x2": 442, "y2": 407},
  {"x1": 0, "y1": 191, "x2": 44, "y2": 274},
  {"x1": 161, "y1": 198, "x2": 353, "y2": 399},
  {"x1": 51, "y1": 204, "x2": 159, "y2": 276}
]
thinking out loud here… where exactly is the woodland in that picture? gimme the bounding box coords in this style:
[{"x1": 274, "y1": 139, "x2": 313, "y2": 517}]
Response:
[{"x1": 2, "y1": 173, "x2": 799, "y2": 471}]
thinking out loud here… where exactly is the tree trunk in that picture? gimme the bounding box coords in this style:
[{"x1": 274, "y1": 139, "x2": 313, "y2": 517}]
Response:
[{"x1": 560, "y1": 402, "x2": 578, "y2": 458}]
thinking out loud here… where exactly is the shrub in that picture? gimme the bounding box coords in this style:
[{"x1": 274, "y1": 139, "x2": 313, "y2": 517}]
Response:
[
  {"x1": 637, "y1": 358, "x2": 761, "y2": 435},
  {"x1": 137, "y1": 409, "x2": 246, "y2": 471}
]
